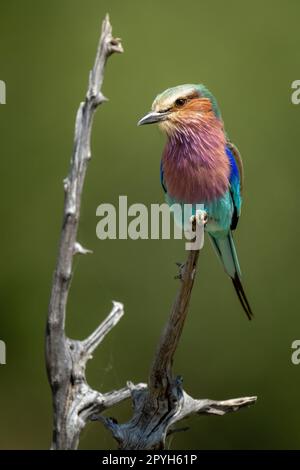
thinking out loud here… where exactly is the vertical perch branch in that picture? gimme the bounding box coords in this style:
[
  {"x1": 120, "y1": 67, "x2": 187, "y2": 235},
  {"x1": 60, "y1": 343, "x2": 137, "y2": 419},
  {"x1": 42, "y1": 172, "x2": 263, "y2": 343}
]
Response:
[
  {"x1": 103, "y1": 235, "x2": 256, "y2": 449},
  {"x1": 149, "y1": 249, "x2": 200, "y2": 394},
  {"x1": 46, "y1": 15, "x2": 131, "y2": 450}
]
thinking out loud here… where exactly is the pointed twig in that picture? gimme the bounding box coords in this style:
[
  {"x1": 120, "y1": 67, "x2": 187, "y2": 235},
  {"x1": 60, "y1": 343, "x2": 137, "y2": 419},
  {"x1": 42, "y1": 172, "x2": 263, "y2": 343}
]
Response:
[
  {"x1": 73, "y1": 242, "x2": 93, "y2": 255},
  {"x1": 82, "y1": 301, "x2": 124, "y2": 360}
]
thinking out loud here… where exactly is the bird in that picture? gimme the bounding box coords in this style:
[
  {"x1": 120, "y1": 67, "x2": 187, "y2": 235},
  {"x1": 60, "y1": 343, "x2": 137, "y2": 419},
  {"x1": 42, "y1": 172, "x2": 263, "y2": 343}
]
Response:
[{"x1": 138, "y1": 84, "x2": 253, "y2": 319}]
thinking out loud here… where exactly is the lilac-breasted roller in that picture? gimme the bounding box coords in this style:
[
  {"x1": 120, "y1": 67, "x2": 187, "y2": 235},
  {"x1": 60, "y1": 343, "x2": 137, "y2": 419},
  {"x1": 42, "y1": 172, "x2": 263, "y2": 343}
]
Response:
[{"x1": 138, "y1": 84, "x2": 252, "y2": 319}]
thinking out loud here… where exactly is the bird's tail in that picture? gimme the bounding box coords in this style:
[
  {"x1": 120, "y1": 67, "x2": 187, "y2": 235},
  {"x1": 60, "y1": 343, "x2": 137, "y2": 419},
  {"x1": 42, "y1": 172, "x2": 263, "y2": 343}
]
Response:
[{"x1": 209, "y1": 232, "x2": 253, "y2": 320}]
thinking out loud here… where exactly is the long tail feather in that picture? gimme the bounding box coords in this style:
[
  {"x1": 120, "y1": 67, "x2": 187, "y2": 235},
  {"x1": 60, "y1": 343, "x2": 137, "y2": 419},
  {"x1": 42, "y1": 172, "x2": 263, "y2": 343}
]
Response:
[
  {"x1": 231, "y1": 273, "x2": 253, "y2": 320},
  {"x1": 209, "y1": 232, "x2": 253, "y2": 320}
]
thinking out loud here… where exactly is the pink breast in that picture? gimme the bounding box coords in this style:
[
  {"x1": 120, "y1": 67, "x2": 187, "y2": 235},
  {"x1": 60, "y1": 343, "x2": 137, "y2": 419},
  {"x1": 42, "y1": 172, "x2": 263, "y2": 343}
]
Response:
[{"x1": 162, "y1": 127, "x2": 230, "y2": 203}]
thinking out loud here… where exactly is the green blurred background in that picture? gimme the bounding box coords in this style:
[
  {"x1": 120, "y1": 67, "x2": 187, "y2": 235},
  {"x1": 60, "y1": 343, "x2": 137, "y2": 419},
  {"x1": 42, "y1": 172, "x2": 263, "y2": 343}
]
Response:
[{"x1": 0, "y1": 0, "x2": 299, "y2": 450}]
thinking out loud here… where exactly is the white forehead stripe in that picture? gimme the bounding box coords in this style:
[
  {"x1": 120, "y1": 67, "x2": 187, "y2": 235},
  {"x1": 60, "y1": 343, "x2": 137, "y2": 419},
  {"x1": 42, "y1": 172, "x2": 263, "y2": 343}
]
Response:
[{"x1": 152, "y1": 84, "x2": 198, "y2": 112}]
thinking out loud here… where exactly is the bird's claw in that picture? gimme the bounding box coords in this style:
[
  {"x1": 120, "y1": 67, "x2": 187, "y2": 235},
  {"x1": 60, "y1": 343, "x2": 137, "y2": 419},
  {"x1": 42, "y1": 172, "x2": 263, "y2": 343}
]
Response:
[{"x1": 190, "y1": 209, "x2": 208, "y2": 227}]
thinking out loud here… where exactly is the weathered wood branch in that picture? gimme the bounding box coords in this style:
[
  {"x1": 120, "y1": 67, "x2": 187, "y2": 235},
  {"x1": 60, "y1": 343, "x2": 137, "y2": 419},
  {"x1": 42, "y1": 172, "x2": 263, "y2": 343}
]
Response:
[
  {"x1": 102, "y1": 240, "x2": 257, "y2": 449},
  {"x1": 149, "y1": 249, "x2": 200, "y2": 394},
  {"x1": 45, "y1": 15, "x2": 142, "y2": 450}
]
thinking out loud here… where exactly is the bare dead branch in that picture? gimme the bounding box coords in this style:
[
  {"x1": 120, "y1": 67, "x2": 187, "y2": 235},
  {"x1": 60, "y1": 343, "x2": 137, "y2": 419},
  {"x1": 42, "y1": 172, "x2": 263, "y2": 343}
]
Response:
[
  {"x1": 102, "y1": 239, "x2": 257, "y2": 450},
  {"x1": 149, "y1": 249, "x2": 200, "y2": 394},
  {"x1": 45, "y1": 14, "x2": 130, "y2": 450}
]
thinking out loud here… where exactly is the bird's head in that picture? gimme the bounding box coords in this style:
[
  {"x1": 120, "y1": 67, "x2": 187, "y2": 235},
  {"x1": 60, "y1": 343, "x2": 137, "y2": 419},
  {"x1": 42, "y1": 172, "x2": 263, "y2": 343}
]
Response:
[{"x1": 138, "y1": 84, "x2": 222, "y2": 135}]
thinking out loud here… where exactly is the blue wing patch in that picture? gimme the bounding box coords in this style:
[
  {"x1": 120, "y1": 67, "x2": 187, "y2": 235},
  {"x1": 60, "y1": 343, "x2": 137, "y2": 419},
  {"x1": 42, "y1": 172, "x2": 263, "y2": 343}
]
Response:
[
  {"x1": 226, "y1": 146, "x2": 240, "y2": 184},
  {"x1": 226, "y1": 146, "x2": 242, "y2": 230}
]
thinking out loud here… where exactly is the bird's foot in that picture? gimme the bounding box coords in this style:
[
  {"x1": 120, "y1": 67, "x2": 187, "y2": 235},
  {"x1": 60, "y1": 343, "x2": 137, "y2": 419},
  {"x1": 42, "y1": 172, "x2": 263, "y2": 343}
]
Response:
[
  {"x1": 186, "y1": 209, "x2": 207, "y2": 251},
  {"x1": 190, "y1": 209, "x2": 208, "y2": 227}
]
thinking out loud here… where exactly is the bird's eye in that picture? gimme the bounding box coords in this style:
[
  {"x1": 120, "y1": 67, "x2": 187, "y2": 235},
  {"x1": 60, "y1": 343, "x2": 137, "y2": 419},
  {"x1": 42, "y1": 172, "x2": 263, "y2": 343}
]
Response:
[{"x1": 175, "y1": 98, "x2": 187, "y2": 107}]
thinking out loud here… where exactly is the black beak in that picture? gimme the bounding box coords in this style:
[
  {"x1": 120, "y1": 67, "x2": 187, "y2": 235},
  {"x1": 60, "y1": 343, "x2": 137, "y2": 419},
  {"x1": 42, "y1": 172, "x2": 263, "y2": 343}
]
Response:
[{"x1": 137, "y1": 111, "x2": 169, "y2": 126}]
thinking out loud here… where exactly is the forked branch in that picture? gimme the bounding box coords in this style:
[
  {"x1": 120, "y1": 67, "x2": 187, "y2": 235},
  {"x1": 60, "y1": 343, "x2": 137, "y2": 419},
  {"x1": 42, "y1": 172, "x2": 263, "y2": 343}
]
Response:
[{"x1": 45, "y1": 15, "x2": 140, "y2": 450}]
